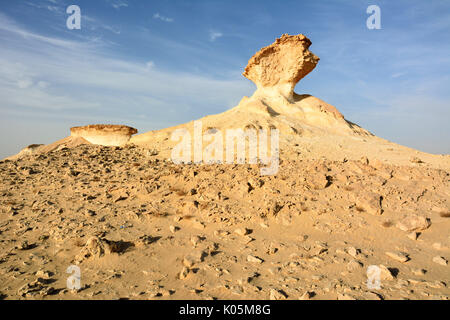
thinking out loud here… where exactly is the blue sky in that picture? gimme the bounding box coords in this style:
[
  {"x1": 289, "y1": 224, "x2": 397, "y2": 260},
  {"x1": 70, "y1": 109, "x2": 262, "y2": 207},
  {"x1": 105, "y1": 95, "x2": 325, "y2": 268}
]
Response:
[{"x1": 0, "y1": 0, "x2": 449, "y2": 158}]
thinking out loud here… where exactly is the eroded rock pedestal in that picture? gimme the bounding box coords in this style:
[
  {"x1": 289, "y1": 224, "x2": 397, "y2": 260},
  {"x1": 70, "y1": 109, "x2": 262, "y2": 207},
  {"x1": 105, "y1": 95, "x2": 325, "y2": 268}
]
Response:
[{"x1": 243, "y1": 34, "x2": 320, "y2": 101}]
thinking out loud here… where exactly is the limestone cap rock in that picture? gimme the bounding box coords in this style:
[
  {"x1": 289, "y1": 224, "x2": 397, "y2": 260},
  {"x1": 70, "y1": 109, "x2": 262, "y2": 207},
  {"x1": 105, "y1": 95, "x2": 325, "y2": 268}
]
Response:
[
  {"x1": 243, "y1": 34, "x2": 319, "y2": 100},
  {"x1": 70, "y1": 124, "x2": 138, "y2": 147}
]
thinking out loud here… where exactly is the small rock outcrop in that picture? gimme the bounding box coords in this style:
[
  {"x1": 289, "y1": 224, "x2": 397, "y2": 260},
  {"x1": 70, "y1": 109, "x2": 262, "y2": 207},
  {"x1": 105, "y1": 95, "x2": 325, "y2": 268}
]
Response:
[{"x1": 70, "y1": 124, "x2": 137, "y2": 147}]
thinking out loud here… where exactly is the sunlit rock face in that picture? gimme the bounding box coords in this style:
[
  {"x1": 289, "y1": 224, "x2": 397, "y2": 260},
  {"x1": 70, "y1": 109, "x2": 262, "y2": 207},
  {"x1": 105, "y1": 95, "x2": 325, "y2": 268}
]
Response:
[
  {"x1": 70, "y1": 125, "x2": 138, "y2": 147},
  {"x1": 243, "y1": 34, "x2": 320, "y2": 101}
]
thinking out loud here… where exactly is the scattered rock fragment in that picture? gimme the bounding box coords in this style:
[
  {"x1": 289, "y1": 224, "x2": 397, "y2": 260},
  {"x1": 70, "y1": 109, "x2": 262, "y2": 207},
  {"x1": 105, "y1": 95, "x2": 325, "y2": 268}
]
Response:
[
  {"x1": 35, "y1": 270, "x2": 53, "y2": 279},
  {"x1": 432, "y1": 256, "x2": 448, "y2": 266},
  {"x1": 347, "y1": 260, "x2": 363, "y2": 271},
  {"x1": 269, "y1": 289, "x2": 287, "y2": 300},
  {"x1": 410, "y1": 157, "x2": 423, "y2": 164},
  {"x1": 16, "y1": 241, "x2": 35, "y2": 250},
  {"x1": 234, "y1": 228, "x2": 251, "y2": 236},
  {"x1": 75, "y1": 236, "x2": 133, "y2": 262},
  {"x1": 378, "y1": 265, "x2": 395, "y2": 281},
  {"x1": 396, "y1": 214, "x2": 431, "y2": 232},
  {"x1": 247, "y1": 255, "x2": 264, "y2": 264},
  {"x1": 346, "y1": 246, "x2": 359, "y2": 258},
  {"x1": 385, "y1": 251, "x2": 410, "y2": 263},
  {"x1": 183, "y1": 251, "x2": 205, "y2": 267},
  {"x1": 407, "y1": 232, "x2": 420, "y2": 240},
  {"x1": 412, "y1": 268, "x2": 427, "y2": 276},
  {"x1": 178, "y1": 267, "x2": 190, "y2": 280},
  {"x1": 299, "y1": 291, "x2": 315, "y2": 300},
  {"x1": 358, "y1": 192, "x2": 383, "y2": 215}
]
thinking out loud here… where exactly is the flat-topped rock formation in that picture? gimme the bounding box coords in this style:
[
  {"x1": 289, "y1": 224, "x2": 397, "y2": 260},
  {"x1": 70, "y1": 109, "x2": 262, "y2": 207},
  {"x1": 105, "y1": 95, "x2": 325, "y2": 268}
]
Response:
[
  {"x1": 4, "y1": 124, "x2": 137, "y2": 160},
  {"x1": 70, "y1": 124, "x2": 138, "y2": 147}
]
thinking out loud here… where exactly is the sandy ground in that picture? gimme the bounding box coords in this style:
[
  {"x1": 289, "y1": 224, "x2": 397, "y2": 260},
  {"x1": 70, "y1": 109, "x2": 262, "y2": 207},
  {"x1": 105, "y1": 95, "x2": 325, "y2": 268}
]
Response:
[{"x1": 0, "y1": 144, "x2": 449, "y2": 300}]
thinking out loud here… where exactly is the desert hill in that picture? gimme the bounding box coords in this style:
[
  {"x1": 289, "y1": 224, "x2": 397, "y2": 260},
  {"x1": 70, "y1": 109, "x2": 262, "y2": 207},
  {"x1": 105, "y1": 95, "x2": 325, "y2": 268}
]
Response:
[{"x1": 128, "y1": 34, "x2": 449, "y2": 170}]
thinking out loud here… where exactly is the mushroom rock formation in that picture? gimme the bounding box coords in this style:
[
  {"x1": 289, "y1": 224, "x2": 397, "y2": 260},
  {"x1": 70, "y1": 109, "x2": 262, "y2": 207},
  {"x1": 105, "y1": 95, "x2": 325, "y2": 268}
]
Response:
[
  {"x1": 243, "y1": 34, "x2": 320, "y2": 102},
  {"x1": 236, "y1": 34, "x2": 352, "y2": 132},
  {"x1": 70, "y1": 124, "x2": 138, "y2": 147},
  {"x1": 130, "y1": 34, "x2": 374, "y2": 160}
]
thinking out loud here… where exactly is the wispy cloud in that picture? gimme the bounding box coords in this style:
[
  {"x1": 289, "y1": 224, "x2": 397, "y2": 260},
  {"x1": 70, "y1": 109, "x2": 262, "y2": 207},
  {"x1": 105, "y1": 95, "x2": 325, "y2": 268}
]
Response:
[
  {"x1": 84, "y1": 15, "x2": 121, "y2": 35},
  {"x1": 209, "y1": 30, "x2": 223, "y2": 42},
  {"x1": 0, "y1": 13, "x2": 251, "y2": 127},
  {"x1": 153, "y1": 13, "x2": 174, "y2": 23},
  {"x1": 110, "y1": 0, "x2": 128, "y2": 10},
  {"x1": 25, "y1": 1, "x2": 63, "y2": 14},
  {"x1": 0, "y1": 12, "x2": 85, "y2": 49}
]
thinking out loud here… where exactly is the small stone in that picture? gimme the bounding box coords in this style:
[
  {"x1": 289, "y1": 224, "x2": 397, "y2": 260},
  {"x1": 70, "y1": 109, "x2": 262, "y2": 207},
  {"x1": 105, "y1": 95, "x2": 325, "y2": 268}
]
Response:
[
  {"x1": 178, "y1": 267, "x2": 190, "y2": 280},
  {"x1": 183, "y1": 257, "x2": 195, "y2": 268},
  {"x1": 214, "y1": 230, "x2": 229, "y2": 237},
  {"x1": 299, "y1": 291, "x2": 314, "y2": 300},
  {"x1": 346, "y1": 246, "x2": 359, "y2": 258},
  {"x1": 247, "y1": 255, "x2": 264, "y2": 264},
  {"x1": 235, "y1": 228, "x2": 251, "y2": 236},
  {"x1": 160, "y1": 289, "x2": 173, "y2": 297},
  {"x1": 347, "y1": 260, "x2": 363, "y2": 271},
  {"x1": 190, "y1": 236, "x2": 202, "y2": 246},
  {"x1": 385, "y1": 251, "x2": 410, "y2": 263},
  {"x1": 183, "y1": 251, "x2": 205, "y2": 267},
  {"x1": 35, "y1": 270, "x2": 52, "y2": 279},
  {"x1": 407, "y1": 232, "x2": 419, "y2": 240},
  {"x1": 16, "y1": 241, "x2": 34, "y2": 250},
  {"x1": 412, "y1": 268, "x2": 426, "y2": 276},
  {"x1": 410, "y1": 157, "x2": 423, "y2": 164},
  {"x1": 85, "y1": 209, "x2": 96, "y2": 217},
  {"x1": 396, "y1": 214, "x2": 431, "y2": 232},
  {"x1": 169, "y1": 225, "x2": 179, "y2": 233},
  {"x1": 379, "y1": 265, "x2": 395, "y2": 280},
  {"x1": 147, "y1": 290, "x2": 161, "y2": 298},
  {"x1": 432, "y1": 256, "x2": 448, "y2": 266},
  {"x1": 241, "y1": 235, "x2": 254, "y2": 244},
  {"x1": 269, "y1": 289, "x2": 287, "y2": 300}
]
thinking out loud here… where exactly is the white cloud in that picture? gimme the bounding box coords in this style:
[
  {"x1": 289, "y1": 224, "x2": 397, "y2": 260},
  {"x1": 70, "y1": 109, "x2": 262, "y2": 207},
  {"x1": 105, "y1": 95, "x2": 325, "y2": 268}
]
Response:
[
  {"x1": 111, "y1": 0, "x2": 128, "y2": 10},
  {"x1": 17, "y1": 79, "x2": 33, "y2": 89},
  {"x1": 0, "y1": 13, "x2": 252, "y2": 119},
  {"x1": 25, "y1": 1, "x2": 63, "y2": 14},
  {"x1": 153, "y1": 13, "x2": 174, "y2": 23},
  {"x1": 391, "y1": 72, "x2": 406, "y2": 78},
  {"x1": 209, "y1": 30, "x2": 223, "y2": 42}
]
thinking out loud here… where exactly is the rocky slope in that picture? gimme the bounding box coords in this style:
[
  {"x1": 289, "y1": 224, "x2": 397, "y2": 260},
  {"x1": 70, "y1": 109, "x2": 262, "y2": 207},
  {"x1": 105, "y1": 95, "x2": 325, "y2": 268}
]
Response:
[{"x1": 0, "y1": 144, "x2": 449, "y2": 300}]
